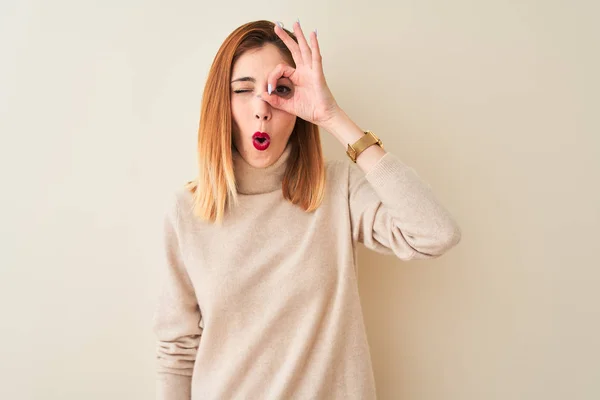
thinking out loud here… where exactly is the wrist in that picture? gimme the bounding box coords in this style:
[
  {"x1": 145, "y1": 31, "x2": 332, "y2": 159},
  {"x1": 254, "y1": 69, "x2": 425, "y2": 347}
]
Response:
[
  {"x1": 321, "y1": 109, "x2": 387, "y2": 170},
  {"x1": 320, "y1": 108, "x2": 364, "y2": 146}
]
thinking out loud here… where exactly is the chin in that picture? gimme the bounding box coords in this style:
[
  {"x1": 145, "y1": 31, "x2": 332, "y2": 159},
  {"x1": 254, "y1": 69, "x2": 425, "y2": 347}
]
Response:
[{"x1": 250, "y1": 153, "x2": 274, "y2": 168}]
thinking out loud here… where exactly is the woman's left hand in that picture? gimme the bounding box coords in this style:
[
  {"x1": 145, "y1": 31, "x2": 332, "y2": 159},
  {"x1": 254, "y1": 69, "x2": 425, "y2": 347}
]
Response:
[{"x1": 260, "y1": 21, "x2": 340, "y2": 127}]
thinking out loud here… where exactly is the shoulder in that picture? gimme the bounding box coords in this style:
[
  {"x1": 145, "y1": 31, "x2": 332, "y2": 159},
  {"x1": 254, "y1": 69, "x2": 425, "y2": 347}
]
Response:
[
  {"x1": 175, "y1": 181, "x2": 197, "y2": 219},
  {"x1": 325, "y1": 157, "x2": 366, "y2": 186},
  {"x1": 324, "y1": 158, "x2": 354, "y2": 197},
  {"x1": 325, "y1": 158, "x2": 350, "y2": 178},
  {"x1": 162, "y1": 181, "x2": 196, "y2": 223}
]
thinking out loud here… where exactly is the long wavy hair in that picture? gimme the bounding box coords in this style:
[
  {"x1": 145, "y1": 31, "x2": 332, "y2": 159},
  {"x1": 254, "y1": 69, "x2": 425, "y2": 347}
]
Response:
[{"x1": 185, "y1": 20, "x2": 326, "y2": 224}]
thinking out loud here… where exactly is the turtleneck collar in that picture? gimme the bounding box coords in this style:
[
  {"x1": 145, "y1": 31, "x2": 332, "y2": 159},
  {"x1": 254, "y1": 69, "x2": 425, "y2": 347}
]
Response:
[{"x1": 232, "y1": 142, "x2": 292, "y2": 195}]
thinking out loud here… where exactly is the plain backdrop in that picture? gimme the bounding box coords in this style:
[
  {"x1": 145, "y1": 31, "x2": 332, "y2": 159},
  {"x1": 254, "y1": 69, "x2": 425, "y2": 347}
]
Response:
[{"x1": 1, "y1": 0, "x2": 598, "y2": 399}]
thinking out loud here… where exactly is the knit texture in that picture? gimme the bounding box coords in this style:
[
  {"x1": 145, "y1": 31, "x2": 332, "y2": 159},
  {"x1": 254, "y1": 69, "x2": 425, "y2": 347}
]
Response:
[{"x1": 153, "y1": 144, "x2": 461, "y2": 399}]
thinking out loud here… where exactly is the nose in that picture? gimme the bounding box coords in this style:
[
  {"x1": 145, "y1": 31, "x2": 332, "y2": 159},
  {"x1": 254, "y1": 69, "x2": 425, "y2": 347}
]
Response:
[{"x1": 254, "y1": 97, "x2": 272, "y2": 121}]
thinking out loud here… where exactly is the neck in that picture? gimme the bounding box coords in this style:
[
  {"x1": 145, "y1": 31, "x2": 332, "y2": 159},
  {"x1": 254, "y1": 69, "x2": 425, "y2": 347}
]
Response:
[{"x1": 232, "y1": 142, "x2": 292, "y2": 195}]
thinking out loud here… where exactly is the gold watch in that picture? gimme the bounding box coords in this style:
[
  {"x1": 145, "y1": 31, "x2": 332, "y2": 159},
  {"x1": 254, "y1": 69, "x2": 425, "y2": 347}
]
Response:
[{"x1": 346, "y1": 130, "x2": 384, "y2": 163}]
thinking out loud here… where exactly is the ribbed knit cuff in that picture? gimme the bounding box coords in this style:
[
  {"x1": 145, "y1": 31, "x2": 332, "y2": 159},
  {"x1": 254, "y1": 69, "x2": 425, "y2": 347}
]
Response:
[{"x1": 365, "y1": 152, "x2": 412, "y2": 188}]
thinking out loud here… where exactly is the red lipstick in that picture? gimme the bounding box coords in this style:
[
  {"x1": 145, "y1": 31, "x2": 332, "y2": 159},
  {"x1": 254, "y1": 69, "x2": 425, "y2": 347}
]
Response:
[{"x1": 252, "y1": 131, "x2": 271, "y2": 151}]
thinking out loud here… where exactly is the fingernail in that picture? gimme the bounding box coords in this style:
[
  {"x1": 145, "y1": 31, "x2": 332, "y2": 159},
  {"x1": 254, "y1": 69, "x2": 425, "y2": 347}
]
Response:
[
  {"x1": 314, "y1": 28, "x2": 318, "y2": 37},
  {"x1": 268, "y1": 83, "x2": 272, "y2": 95},
  {"x1": 276, "y1": 21, "x2": 283, "y2": 29},
  {"x1": 297, "y1": 18, "x2": 300, "y2": 27}
]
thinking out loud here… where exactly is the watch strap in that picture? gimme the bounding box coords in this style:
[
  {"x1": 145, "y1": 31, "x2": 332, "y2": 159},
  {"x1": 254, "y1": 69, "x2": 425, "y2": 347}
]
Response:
[{"x1": 346, "y1": 131, "x2": 383, "y2": 162}]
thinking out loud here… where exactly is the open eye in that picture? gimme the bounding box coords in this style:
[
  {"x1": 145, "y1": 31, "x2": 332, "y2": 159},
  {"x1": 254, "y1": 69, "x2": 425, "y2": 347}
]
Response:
[{"x1": 274, "y1": 85, "x2": 292, "y2": 95}]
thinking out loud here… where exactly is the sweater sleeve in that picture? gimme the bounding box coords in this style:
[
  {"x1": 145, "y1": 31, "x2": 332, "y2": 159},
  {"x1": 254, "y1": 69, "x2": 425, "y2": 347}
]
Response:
[
  {"x1": 348, "y1": 152, "x2": 461, "y2": 260},
  {"x1": 152, "y1": 196, "x2": 202, "y2": 400}
]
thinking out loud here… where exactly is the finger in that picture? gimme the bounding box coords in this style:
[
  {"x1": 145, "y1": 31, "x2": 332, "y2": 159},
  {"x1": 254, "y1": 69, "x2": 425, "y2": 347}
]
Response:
[
  {"x1": 261, "y1": 63, "x2": 296, "y2": 113},
  {"x1": 274, "y1": 22, "x2": 304, "y2": 66},
  {"x1": 259, "y1": 90, "x2": 294, "y2": 114},
  {"x1": 292, "y1": 20, "x2": 312, "y2": 66},
  {"x1": 266, "y1": 63, "x2": 296, "y2": 97},
  {"x1": 309, "y1": 30, "x2": 323, "y2": 73}
]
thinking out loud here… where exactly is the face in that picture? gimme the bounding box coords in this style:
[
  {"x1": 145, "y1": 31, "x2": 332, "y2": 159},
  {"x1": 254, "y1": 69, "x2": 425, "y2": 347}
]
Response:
[{"x1": 230, "y1": 43, "x2": 297, "y2": 168}]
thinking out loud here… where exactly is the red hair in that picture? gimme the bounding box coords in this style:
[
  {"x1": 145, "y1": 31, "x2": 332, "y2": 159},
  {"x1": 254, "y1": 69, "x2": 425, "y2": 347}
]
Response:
[{"x1": 186, "y1": 20, "x2": 326, "y2": 224}]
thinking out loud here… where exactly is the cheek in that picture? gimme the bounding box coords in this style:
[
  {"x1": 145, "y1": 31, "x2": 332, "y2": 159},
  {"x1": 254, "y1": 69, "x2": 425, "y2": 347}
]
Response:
[
  {"x1": 231, "y1": 94, "x2": 252, "y2": 112},
  {"x1": 274, "y1": 113, "x2": 297, "y2": 142},
  {"x1": 274, "y1": 110, "x2": 296, "y2": 126},
  {"x1": 231, "y1": 103, "x2": 249, "y2": 135},
  {"x1": 284, "y1": 115, "x2": 297, "y2": 132},
  {"x1": 230, "y1": 99, "x2": 243, "y2": 121},
  {"x1": 230, "y1": 101, "x2": 243, "y2": 137}
]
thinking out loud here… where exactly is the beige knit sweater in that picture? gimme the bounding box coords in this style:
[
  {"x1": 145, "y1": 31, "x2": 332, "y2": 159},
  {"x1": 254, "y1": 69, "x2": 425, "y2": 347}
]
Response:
[{"x1": 153, "y1": 143, "x2": 461, "y2": 399}]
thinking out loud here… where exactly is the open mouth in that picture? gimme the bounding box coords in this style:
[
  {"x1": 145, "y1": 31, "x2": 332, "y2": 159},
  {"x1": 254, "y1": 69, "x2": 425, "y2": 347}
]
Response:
[{"x1": 252, "y1": 131, "x2": 271, "y2": 150}]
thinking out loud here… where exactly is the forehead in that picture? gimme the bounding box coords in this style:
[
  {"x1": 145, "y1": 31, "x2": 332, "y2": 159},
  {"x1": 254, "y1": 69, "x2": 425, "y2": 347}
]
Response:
[{"x1": 232, "y1": 43, "x2": 290, "y2": 79}]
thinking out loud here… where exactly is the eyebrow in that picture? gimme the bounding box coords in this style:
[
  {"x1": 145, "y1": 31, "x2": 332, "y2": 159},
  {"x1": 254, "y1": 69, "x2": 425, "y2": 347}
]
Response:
[
  {"x1": 230, "y1": 76, "x2": 291, "y2": 83},
  {"x1": 231, "y1": 77, "x2": 256, "y2": 83}
]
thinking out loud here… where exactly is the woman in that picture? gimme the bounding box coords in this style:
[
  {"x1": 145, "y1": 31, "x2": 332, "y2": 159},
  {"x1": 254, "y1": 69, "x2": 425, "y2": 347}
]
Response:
[{"x1": 153, "y1": 19, "x2": 461, "y2": 400}]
